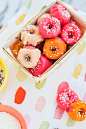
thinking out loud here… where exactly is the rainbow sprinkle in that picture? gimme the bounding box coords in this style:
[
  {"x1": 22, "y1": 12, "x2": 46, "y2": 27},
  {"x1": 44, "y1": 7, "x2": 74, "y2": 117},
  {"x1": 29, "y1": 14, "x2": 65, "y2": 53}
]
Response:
[
  {"x1": 26, "y1": 54, "x2": 31, "y2": 61},
  {"x1": 0, "y1": 67, "x2": 4, "y2": 87}
]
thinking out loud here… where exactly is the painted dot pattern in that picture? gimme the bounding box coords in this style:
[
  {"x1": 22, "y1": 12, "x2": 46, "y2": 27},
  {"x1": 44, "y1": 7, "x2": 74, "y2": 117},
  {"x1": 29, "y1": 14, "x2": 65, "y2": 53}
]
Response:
[
  {"x1": 76, "y1": 41, "x2": 85, "y2": 54},
  {"x1": 15, "y1": 14, "x2": 26, "y2": 25},
  {"x1": 0, "y1": 1, "x2": 86, "y2": 129},
  {"x1": 16, "y1": 68, "x2": 27, "y2": 82},
  {"x1": 35, "y1": 96, "x2": 46, "y2": 112},
  {"x1": 54, "y1": 105, "x2": 64, "y2": 119},
  {"x1": 35, "y1": 78, "x2": 46, "y2": 89},
  {"x1": 39, "y1": 121, "x2": 49, "y2": 129},
  {"x1": 14, "y1": 87, "x2": 26, "y2": 104},
  {"x1": 73, "y1": 63, "x2": 82, "y2": 79}
]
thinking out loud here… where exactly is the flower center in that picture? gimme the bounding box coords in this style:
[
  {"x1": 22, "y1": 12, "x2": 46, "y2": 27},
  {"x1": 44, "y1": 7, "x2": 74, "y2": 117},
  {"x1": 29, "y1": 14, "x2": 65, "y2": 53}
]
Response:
[{"x1": 26, "y1": 54, "x2": 31, "y2": 61}]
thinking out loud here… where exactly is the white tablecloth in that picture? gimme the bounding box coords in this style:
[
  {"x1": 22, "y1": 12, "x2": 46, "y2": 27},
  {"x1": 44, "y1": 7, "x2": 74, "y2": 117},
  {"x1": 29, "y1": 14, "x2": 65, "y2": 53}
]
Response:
[{"x1": 0, "y1": 0, "x2": 86, "y2": 128}]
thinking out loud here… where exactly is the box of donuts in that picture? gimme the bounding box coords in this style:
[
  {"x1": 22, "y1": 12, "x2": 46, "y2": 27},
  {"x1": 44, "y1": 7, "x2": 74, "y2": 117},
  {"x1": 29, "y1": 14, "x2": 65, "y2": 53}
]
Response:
[{"x1": 2, "y1": 0, "x2": 86, "y2": 82}]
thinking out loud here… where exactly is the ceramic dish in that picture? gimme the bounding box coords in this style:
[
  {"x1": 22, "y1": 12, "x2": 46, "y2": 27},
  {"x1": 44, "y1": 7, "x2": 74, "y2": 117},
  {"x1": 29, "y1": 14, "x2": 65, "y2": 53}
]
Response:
[
  {"x1": 0, "y1": 57, "x2": 8, "y2": 92},
  {"x1": 0, "y1": 105, "x2": 28, "y2": 129}
]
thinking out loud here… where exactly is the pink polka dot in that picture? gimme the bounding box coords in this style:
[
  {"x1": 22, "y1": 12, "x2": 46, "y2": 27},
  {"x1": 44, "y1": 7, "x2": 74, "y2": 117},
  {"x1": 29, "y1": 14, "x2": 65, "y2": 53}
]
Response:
[
  {"x1": 0, "y1": 23, "x2": 8, "y2": 34},
  {"x1": 84, "y1": 74, "x2": 86, "y2": 82},
  {"x1": 24, "y1": 114, "x2": 31, "y2": 127},
  {"x1": 83, "y1": 93, "x2": 86, "y2": 102},
  {"x1": 35, "y1": 96, "x2": 46, "y2": 112},
  {"x1": 54, "y1": 105, "x2": 64, "y2": 119},
  {"x1": 73, "y1": 7, "x2": 78, "y2": 11}
]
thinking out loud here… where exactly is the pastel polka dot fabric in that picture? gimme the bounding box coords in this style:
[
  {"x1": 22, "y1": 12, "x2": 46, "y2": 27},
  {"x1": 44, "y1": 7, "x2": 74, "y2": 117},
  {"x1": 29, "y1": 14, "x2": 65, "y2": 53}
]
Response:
[{"x1": 0, "y1": 0, "x2": 86, "y2": 128}]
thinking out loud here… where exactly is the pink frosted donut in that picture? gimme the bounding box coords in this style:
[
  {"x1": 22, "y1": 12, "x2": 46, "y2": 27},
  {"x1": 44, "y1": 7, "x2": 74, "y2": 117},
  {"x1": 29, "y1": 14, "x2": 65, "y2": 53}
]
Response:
[
  {"x1": 18, "y1": 46, "x2": 41, "y2": 68},
  {"x1": 37, "y1": 13, "x2": 51, "y2": 25},
  {"x1": 60, "y1": 21, "x2": 81, "y2": 45},
  {"x1": 38, "y1": 17, "x2": 61, "y2": 38},
  {"x1": 29, "y1": 54, "x2": 52, "y2": 76},
  {"x1": 56, "y1": 82, "x2": 79, "y2": 111},
  {"x1": 21, "y1": 25, "x2": 44, "y2": 46},
  {"x1": 57, "y1": 37, "x2": 65, "y2": 44},
  {"x1": 50, "y1": 4, "x2": 70, "y2": 25}
]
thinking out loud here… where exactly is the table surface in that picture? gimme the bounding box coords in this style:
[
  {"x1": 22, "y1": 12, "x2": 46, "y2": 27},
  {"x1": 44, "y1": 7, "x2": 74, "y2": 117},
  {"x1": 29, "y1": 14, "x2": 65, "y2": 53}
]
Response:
[
  {"x1": 0, "y1": 0, "x2": 86, "y2": 28},
  {"x1": 0, "y1": 0, "x2": 86, "y2": 129}
]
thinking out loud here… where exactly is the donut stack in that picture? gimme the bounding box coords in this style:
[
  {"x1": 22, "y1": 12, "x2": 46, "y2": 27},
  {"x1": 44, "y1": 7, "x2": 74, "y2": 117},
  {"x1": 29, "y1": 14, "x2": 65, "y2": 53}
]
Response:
[{"x1": 12, "y1": 4, "x2": 81, "y2": 77}]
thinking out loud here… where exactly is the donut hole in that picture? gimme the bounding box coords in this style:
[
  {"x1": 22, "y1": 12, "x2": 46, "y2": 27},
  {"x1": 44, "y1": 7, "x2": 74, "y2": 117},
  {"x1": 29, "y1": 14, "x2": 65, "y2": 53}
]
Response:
[
  {"x1": 48, "y1": 24, "x2": 53, "y2": 29},
  {"x1": 78, "y1": 108, "x2": 85, "y2": 116},
  {"x1": 29, "y1": 30, "x2": 35, "y2": 34},
  {"x1": 68, "y1": 31, "x2": 74, "y2": 38},
  {"x1": 25, "y1": 54, "x2": 31, "y2": 61},
  {"x1": 50, "y1": 46, "x2": 57, "y2": 52}
]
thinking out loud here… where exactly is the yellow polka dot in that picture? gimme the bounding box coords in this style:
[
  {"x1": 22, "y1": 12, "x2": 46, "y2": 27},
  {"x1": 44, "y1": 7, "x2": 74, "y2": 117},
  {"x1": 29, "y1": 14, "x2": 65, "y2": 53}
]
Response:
[
  {"x1": 16, "y1": 68, "x2": 27, "y2": 81},
  {"x1": 76, "y1": 41, "x2": 85, "y2": 54},
  {"x1": 73, "y1": 63, "x2": 82, "y2": 79},
  {"x1": 15, "y1": 14, "x2": 26, "y2": 25}
]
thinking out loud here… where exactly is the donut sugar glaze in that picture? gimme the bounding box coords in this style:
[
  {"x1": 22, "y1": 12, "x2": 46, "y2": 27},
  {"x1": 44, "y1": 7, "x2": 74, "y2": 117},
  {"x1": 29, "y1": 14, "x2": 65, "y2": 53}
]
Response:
[
  {"x1": 56, "y1": 82, "x2": 79, "y2": 111},
  {"x1": 60, "y1": 21, "x2": 81, "y2": 45},
  {"x1": 38, "y1": 17, "x2": 61, "y2": 38},
  {"x1": 68, "y1": 99, "x2": 86, "y2": 121},
  {"x1": 13, "y1": 42, "x2": 24, "y2": 57},
  {"x1": 21, "y1": 25, "x2": 44, "y2": 46},
  {"x1": 29, "y1": 54, "x2": 52, "y2": 76},
  {"x1": 18, "y1": 46, "x2": 41, "y2": 68},
  {"x1": 43, "y1": 38, "x2": 67, "y2": 59},
  {"x1": 37, "y1": 13, "x2": 51, "y2": 25},
  {"x1": 50, "y1": 4, "x2": 70, "y2": 25}
]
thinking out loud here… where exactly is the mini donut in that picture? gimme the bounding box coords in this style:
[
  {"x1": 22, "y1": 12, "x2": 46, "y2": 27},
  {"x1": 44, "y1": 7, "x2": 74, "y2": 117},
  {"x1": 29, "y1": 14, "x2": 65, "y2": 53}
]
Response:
[
  {"x1": 56, "y1": 82, "x2": 79, "y2": 111},
  {"x1": 57, "y1": 37, "x2": 65, "y2": 44},
  {"x1": 68, "y1": 99, "x2": 86, "y2": 121},
  {"x1": 60, "y1": 21, "x2": 81, "y2": 45},
  {"x1": 21, "y1": 25, "x2": 44, "y2": 46},
  {"x1": 38, "y1": 17, "x2": 61, "y2": 38},
  {"x1": 12, "y1": 42, "x2": 24, "y2": 57},
  {"x1": 29, "y1": 54, "x2": 52, "y2": 76},
  {"x1": 43, "y1": 38, "x2": 67, "y2": 59},
  {"x1": 37, "y1": 13, "x2": 51, "y2": 25},
  {"x1": 50, "y1": 4, "x2": 70, "y2": 25},
  {"x1": 18, "y1": 46, "x2": 41, "y2": 68}
]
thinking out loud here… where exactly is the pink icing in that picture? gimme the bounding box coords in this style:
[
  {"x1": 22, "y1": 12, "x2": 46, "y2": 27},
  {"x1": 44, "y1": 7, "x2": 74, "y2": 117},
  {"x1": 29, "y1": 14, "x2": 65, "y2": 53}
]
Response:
[
  {"x1": 18, "y1": 46, "x2": 41, "y2": 68},
  {"x1": 60, "y1": 21, "x2": 81, "y2": 45},
  {"x1": 29, "y1": 54, "x2": 52, "y2": 76},
  {"x1": 57, "y1": 37, "x2": 65, "y2": 44},
  {"x1": 56, "y1": 82, "x2": 79, "y2": 111},
  {"x1": 50, "y1": 5, "x2": 70, "y2": 25},
  {"x1": 37, "y1": 13, "x2": 51, "y2": 25},
  {"x1": 38, "y1": 17, "x2": 61, "y2": 38}
]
